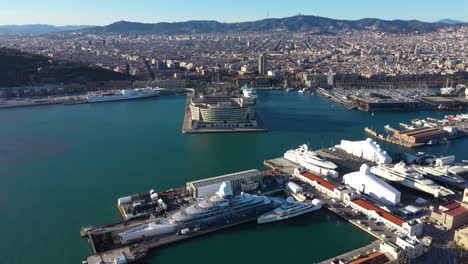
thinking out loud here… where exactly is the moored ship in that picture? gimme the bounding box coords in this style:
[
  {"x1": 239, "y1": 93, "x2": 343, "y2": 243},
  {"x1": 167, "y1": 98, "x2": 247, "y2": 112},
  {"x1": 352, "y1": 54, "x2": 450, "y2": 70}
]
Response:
[
  {"x1": 412, "y1": 165, "x2": 468, "y2": 188},
  {"x1": 87, "y1": 88, "x2": 159, "y2": 103},
  {"x1": 240, "y1": 85, "x2": 257, "y2": 99},
  {"x1": 370, "y1": 162, "x2": 454, "y2": 197},
  {"x1": 285, "y1": 144, "x2": 338, "y2": 169},
  {"x1": 118, "y1": 182, "x2": 281, "y2": 243},
  {"x1": 258, "y1": 197, "x2": 322, "y2": 224}
]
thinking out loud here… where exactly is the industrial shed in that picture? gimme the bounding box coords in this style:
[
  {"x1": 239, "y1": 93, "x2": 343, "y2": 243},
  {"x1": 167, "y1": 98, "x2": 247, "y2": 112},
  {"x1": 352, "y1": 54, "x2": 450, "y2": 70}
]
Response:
[
  {"x1": 394, "y1": 127, "x2": 446, "y2": 143},
  {"x1": 186, "y1": 169, "x2": 267, "y2": 198}
]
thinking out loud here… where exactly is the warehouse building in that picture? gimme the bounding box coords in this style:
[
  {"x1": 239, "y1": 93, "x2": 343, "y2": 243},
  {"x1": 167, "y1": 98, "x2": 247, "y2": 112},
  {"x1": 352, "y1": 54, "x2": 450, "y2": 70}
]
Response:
[
  {"x1": 394, "y1": 127, "x2": 446, "y2": 143},
  {"x1": 186, "y1": 169, "x2": 267, "y2": 198},
  {"x1": 430, "y1": 200, "x2": 468, "y2": 230}
]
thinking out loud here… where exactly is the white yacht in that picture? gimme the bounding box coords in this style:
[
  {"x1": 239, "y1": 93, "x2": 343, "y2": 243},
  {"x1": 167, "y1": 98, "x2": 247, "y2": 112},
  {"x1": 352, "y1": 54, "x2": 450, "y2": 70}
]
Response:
[
  {"x1": 240, "y1": 85, "x2": 257, "y2": 99},
  {"x1": 258, "y1": 198, "x2": 322, "y2": 224},
  {"x1": 298, "y1": 88, "x2": 306, "y2": 93},
  {"x1": 87, "y1": 88, "x2": 159, "y2": 103},
  {"x1": 119, "y1": 183, "x2": 280, "y2": 243},
  {"x1": 370, "y1": 162, "x2": 455, "y2": 197},
  {"x1": 284, "y1": 144, "x2": 338, "y2": 170},
  {"x1": 412, "y1": 165, "x2": 468, "y2": 188}
]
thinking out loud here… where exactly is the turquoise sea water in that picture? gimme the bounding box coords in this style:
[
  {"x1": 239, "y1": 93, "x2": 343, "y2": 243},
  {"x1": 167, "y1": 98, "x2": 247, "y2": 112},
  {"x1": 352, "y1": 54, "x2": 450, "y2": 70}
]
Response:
[{"x1": 0, "y1": 91, "x2": 466, "y2": 264}]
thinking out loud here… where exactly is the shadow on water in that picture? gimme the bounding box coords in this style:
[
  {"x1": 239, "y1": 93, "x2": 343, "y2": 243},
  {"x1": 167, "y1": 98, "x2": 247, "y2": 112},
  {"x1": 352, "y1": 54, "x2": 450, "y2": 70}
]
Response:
[{"x1": 140, "y1": 209, "x2": 374, "y2": 264}]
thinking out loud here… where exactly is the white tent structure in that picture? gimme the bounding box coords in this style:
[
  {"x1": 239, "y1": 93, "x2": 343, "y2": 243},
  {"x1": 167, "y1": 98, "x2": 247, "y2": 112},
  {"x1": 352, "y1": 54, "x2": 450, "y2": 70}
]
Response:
[
  {"x1": 343, "y1": 164, "x2": 401, "y2": 206},
  {"x1": 338, "y1": 138, "x2": 392, "y2": 164}
]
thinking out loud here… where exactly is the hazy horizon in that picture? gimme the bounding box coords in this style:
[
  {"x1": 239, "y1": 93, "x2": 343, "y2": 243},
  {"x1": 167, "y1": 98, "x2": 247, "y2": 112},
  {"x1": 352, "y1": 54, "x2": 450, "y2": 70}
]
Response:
[
  {"x1": 0, "y1": 16, "x2": 465, "y2": 27},
  {"x1": 1, "y1": 0, "x2": 467, "y2": 26}
]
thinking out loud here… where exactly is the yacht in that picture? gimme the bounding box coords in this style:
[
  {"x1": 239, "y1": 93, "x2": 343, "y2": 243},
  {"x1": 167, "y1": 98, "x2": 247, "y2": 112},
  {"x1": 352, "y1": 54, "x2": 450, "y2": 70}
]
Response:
[
  {"x1": 87, "y1": 88, "x2": 159, "y2": 103},
  {"x1": 240, "y1": 85, "x2": 257, "y2": 99},
  {"x1": 412, "y1": 165, "x2": 468, "y2": 188},
  {"x1": 284, "y1": 144, "x2": 338, "y2": 170},
  {"x1": 298, "y1": 88, "x2": 306, "y2": 93},
  {"x1": 440, "y1": 79, "x2": 456, "y2": 95},
  {"x1": 118, "y1": 183, "x2": 280, "y2": 243},
  {"x1": 370, "y1": 162, "x2": 454, "y2": 197},
  {"x1": 258, "y1": 198, "x2": 322, "y2": 224}
]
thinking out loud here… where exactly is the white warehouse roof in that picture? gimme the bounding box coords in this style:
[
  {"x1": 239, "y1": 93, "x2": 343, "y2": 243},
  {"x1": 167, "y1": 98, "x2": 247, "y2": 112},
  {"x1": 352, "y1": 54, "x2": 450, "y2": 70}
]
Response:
[
  {"x1": 343, "y1": 164, "x2": 401, "y2": 206},
  {"x1": 338, "y1": 138, "x2": 392, "y2": 164}
]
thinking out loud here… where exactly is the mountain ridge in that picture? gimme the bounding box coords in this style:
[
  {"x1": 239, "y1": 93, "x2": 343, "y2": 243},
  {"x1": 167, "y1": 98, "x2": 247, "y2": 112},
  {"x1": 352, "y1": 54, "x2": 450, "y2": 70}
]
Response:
[{"x1": 78, "y1": 15, "x2": 466, "y2": 35}]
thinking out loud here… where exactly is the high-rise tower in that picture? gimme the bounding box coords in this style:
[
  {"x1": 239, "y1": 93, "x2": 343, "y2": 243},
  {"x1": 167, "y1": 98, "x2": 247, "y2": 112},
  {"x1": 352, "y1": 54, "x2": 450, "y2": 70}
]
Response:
[{"x1": 258, "y1": 53, "x2": 268, "y2": 75}]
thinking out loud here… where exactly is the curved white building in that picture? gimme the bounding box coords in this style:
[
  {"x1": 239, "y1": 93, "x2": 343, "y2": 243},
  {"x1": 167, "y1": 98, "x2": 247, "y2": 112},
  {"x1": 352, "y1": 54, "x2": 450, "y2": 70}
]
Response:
[
  {"x1": 338, "y1": 138, "x2": 392, "y2": 164},
  {"x1": 189, "y1": 94, "x2": 257, "y2": 129},
  {"x1": 343, "y1": 164, "x2": 401, "y2": 206}
]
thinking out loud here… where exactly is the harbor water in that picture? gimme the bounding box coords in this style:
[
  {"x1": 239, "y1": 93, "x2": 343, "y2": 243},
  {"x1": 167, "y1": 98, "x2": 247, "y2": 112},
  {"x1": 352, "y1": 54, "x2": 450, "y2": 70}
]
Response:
[{"x1": 0, "y1": 90, "x2": 467, "y2": 264}]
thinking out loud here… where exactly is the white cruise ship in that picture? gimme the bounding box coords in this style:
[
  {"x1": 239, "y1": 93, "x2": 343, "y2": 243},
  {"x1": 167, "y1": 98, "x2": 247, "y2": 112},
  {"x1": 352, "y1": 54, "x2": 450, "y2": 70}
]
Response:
[
  {"x1": 118, "y1": 183, "x2": 280, "y2": 243},
  {"x1": 370, "y1": 162, "x2": 454, "y2": 197},
  {"x1": 87, "y1": 88, "x2": 159, "y2": 103},
  {"x1": 258, "y1": 198, "x2": 322, "y2": 224},
  {"x1": 285, "y1": 144, "x2": 338, "y2": 170},
  {"x1": 240, "y1": 85, "x2": 257, "y2": 99}
]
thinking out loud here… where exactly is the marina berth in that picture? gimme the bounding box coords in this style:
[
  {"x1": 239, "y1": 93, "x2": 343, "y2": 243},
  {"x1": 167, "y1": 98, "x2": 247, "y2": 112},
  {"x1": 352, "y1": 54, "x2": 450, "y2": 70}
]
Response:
[{"x1": 342, "y1": 164, "x2": 401, "y2": 206}]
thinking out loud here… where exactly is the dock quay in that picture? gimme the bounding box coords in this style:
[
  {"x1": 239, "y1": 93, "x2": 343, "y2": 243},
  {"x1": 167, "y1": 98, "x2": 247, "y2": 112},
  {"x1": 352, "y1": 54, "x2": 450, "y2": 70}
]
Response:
[
  {"x1": 365, "y1": 127, "x2": 425, "y2": 148},
  {"x1": 82, "y1": 143, "x2": 467, "y2": 264},
  {"x1": 384, "y1": 125, "x2": 400, "y2": 134},
  {"x1": 316, "y1": 240, "x2": 382, "y2": 264},
  {"x1": 316, "y1": 87, "x2": 357, "y2": 110},
  {"x1": 399, "y1": 122, "x2": 413, "y2": 129},
  {"x1": 366, "y1": 115, "x2": 468, "y2": 148}
]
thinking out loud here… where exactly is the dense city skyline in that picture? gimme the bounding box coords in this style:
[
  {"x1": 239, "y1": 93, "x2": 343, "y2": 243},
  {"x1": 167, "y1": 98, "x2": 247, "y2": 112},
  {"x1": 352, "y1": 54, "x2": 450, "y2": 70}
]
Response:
[{"x1": 1, "y1": 0, "x2": 467, "y2": 26}]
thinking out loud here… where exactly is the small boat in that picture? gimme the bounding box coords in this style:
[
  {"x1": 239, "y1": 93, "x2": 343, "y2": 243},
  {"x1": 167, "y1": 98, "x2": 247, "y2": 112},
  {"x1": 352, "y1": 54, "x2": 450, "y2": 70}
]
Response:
[
  {"x1": 298, "y1": 88, "x2": 306, "y2": 93},
  {"x1": 433, "y1": 105, "x2": 464, "y2": 111}
]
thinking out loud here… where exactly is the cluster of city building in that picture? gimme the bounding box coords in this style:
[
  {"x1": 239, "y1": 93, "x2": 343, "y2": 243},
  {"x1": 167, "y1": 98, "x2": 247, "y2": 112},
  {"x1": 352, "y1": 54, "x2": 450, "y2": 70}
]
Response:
[{"x1": 0, "y1": 26, "x2": 466, "y2": 85}]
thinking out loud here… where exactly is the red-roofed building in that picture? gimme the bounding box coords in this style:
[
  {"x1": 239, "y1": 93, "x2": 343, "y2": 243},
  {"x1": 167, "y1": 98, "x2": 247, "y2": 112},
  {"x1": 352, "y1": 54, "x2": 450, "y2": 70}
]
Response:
[
  {"x1": 348, "y1": 251, "x2": 391, "y2": 264},
  {"x1": 431, "y1": 200, "x2": 468, "y2": 230},
  {"x1": 349, "y1": 199, "x2": 423, "y2": 236},
  {"x1": 294, "y1": 169, "x2": 343, "y2": 199},
  {"x1": 352, "y1": 199, "x2": 405, "y2": 226},
  {"x1": 301, "y1": 172, "x2": 337, "y2": 191}
]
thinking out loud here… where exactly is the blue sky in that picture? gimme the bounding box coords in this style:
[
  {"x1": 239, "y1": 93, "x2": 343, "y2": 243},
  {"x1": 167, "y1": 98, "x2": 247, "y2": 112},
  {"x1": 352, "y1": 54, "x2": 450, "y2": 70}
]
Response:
[{"x1": 0, "y1": 0, "x2": 467, "y2": 26}]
